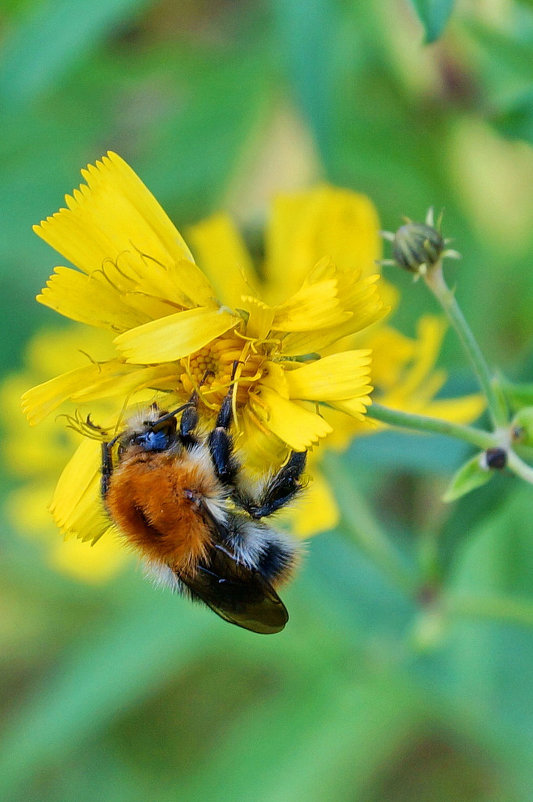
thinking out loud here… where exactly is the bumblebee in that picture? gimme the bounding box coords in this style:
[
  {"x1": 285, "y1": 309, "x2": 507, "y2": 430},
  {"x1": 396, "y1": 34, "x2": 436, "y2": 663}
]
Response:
[{"x1": 101, "y1": 383, "x2": 306, "y2": 634}]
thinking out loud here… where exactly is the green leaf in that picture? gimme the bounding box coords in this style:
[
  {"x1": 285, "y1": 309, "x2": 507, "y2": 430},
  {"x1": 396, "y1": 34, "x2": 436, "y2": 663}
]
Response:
[
  {"x1": 451, "y1": 485, "x2": 533, "y2": 598},
  {"x1": 0, "y1": 0, "x2": 152, "y2": 106},
  {"x1": 273, "y1": 0, "x2": 341, "y2": 165},
  {"x1": 179, "y1": 669, "x2": 421, "y2": 802},
  {"x1": 501, "y1": 376, "x2": 533, "y2": 412},
  {"x1": 442, "y1": 453, "x2": 494, "y2": 502},
  {"x1": 409, "y1": 0, "x2": 455, "y2": 43},
  {"x1": 0, "y1": 591, "x2": 216, "y2": 799},
  {"x1": 443, "y1": 487, "x2": 533, "y2": 740},
  {"x1": 492, "y1": 90, "x2": 533, "y2": 145}
]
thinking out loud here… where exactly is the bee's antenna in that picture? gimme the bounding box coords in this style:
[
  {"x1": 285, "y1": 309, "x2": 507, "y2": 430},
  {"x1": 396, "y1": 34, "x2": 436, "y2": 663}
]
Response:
[{"x1": 152, "y1": 402, "x2": 195, "y2": 428}]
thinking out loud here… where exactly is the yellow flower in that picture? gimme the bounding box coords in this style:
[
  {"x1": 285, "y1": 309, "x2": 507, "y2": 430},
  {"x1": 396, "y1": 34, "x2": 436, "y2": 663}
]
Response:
[
  {"x1": 12, "y1": 172, "x2": 485, "y2": 575},
  {"x1": 3, "y1": 328, "x2": 126, "y2": 582},
  {"x1": 22, "y1": 154, "x2": 387, "y2": 545},
  {"x1": 287, "y1": 316, "x2": 485, "y2": 536}
]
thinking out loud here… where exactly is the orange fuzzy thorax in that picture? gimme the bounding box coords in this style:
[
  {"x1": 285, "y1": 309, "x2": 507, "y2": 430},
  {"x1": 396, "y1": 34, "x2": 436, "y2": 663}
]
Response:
[{"x1": 105, "y1": 449, "x2": 224, "y2": 573}]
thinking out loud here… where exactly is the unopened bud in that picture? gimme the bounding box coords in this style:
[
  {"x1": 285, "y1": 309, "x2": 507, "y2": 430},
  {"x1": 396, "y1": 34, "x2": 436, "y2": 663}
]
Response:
[
  {"x1": 392, "y1": 222, "x2": 444, "y2": 273},
  {"x1": 482, "y1": 447, "x2": 507, "y2": 471},
  {"x1": 381, "y1": 208, "x2": 459, "y2": 277}
]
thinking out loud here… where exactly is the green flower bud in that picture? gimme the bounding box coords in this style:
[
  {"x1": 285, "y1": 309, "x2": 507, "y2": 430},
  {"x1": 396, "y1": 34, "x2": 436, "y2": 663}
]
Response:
[
  {"x1": 381, "y1": 209, "x2": 460, "y2": 277},
  {"x1": 392, "y1": 222, "x2": 445, "y2": 274}
]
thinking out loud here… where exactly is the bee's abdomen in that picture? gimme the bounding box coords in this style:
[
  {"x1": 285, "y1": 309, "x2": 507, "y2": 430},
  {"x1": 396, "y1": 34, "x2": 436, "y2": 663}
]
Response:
[{"x1": 106, "y1": 452, "x2": 213, "y2": 571}]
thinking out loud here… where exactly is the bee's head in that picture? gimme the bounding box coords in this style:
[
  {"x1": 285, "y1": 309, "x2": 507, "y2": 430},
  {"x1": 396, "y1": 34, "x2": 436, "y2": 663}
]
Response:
[
  {"x1": 135, "y1": 417, "x2": 178, "y2": 452},
  {"x1": 118, "y1": 401, "x2": 193, "y2": 455}
]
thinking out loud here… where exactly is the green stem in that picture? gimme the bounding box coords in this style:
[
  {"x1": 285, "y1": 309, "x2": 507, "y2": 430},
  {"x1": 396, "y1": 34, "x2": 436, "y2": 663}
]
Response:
[
  {"x1": 369, "y1": 402, "x2": 496, "y2": 450},
  {"x1": 424, "y1": 264, "x2": 508, "y2": 429},
  {"x1": 322, "y1": 453, "x2": 417, "y2": 597},
  {"x1": 506, "y1": 450, "x2": 533, "y2": 485},
  {"x1": 499, "y1": 374, "x2": 533, "y2": 411},
  {"x1": 447, "y1": 594, "x2": 533, "y2": 629}
]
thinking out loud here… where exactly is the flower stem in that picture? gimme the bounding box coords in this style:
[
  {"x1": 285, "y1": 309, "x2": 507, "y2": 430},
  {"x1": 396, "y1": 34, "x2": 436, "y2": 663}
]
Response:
[
  {"x1": 322, "y1": 453, "x2": 417, "y2": 597},
  {"x1": 447, "y1": 594, "x2": 533, "y2": 629},
  {"x1": 424, "y1": 264, "x2": 508, "y2": 429},
  {"x1": 506, "y1": 450, "x2": 533, "y2": 485},
  {"x1": 368, "y1": 402, "x2": 496, "y2": 450}
]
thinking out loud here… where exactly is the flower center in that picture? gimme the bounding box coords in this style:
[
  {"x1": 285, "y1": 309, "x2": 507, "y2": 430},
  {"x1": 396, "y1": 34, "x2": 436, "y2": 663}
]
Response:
[{"x1": 179, "y1": 334, "x2": 266, "y2": 410}]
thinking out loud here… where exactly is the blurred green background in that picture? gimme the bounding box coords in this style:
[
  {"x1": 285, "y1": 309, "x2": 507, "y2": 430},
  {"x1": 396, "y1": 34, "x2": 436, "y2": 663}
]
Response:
[{"x1": 3, "y1": 0, "x2": 533, "y2": 799}]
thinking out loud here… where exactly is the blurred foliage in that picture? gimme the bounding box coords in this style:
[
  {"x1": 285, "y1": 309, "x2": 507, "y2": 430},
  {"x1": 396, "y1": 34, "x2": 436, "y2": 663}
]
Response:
[
  {"x1": 2, "y1": 0, "x2": 533, "y2": 799},
  {"x1": 409, "y1": 0, "x2": 456, "y2": 42}
]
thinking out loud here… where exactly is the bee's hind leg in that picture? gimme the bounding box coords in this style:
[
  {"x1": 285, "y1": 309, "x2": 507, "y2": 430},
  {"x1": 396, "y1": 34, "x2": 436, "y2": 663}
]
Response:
[{"x1": 237, "y1": 451, "x2": 307, "y2": 519}]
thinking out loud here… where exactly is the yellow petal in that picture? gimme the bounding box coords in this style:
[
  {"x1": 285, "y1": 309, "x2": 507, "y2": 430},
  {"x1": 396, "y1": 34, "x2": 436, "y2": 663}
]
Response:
[
  {"x1": 164, "y1": 259, "x2": 217, "y2": 307},
  {"x1": 21, "y1": 359, "x2": 178, "y2": 425},
  {"x1": 362, "y1": 325, "x2": 415, "y2": 389},
  {"x1": 249, "y1": 385, "x2": 332, "y2": 450},
  {"x1": 258, "y1": 361, "x2": 289, "y2": 398},
  {"x1": 420, "y1": 394, "x2": 485, "y2": 425},
  {"x1": 50, "y1": 439, "x2": 113, "y2": 543},
  {"x1": 241, "y1": 296, "x2": 275, "y2": 340},
  {"x1": 8, "y1": 481, "x2": 126, "y2": 583},
  {"x1": 281, "y1": 468, "x2": 339, "y2": 537},
  {"x1": 397, "y1": 316, "x2": 447, "y2": 399},
  {"x1": 114, "y1": 307, "x2": 238, "y2": 363},
  {"x1": 22, "y1": 361, "x2": 112, "y2": 425},
  {"x1": 187, "y1": 213, "x2": 258, "y2": 308},
  {"x1": 329, "y1": 394, "x2": 373, "y2": 420},
  {"x1": 238, "y1": 408, "x2": 290, "y2": 472},
  {"x1": 272, "y1": 274, "x2": 350, "y2": 332},
  {"x1": 38, "y1": 267, "x2": 151, "y2": 331},
  {"x1": 35, "y1": 152, "x2": 193, "y2": 273},
  {"x1": 7, "y1": 483, "x2": 57, "y2": 535},
  {"x1": 280, "y1": 274, "x2": 386, "y2": 354},
  {"x1": 26, "y1": 325, "x2": 115, "y2": 375},
  {"x1": 51, "y1": 532, "x2": 126, "y2": 583},
  {"x1": 34, "y1": 153, "x2": 218, "y2": 313},
  {"x1": 265, "y1": 185, "x2": 382, "y2": 299},
  {"x1": 71, "y1": 362, "x2": 181, "y2": 402},
  {"x1": 285, "y1": 350, "x2": 372, "y2": 401}
]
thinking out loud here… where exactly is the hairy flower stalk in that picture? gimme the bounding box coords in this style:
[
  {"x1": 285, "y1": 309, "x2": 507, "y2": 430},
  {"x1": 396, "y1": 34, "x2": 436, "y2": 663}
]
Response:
[{"x1": 381, "y1": 209, "x2": 533, "y2": 492}]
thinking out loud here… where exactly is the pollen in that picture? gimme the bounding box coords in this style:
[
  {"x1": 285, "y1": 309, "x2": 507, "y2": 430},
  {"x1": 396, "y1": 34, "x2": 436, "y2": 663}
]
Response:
[{"x1": 179, "y1": 334, "x2": 267, "y2": 409}]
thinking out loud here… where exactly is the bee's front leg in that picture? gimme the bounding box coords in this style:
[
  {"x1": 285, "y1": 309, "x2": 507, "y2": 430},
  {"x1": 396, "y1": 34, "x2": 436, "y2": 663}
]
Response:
[
  {"x1": 208, "y1": 380, "x2": 239, "y2": 486},
  {"x1": 101, "y1": 440, "x2": 115, "y2": 500}
]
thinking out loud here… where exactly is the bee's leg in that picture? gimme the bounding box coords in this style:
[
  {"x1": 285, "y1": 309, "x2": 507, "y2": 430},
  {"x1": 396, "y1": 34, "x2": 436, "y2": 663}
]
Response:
[
  {"x1": 179, "y1": 390, "x2": 200, "y2": 448},
  {"x1": 208, "y1": 383, "x2": 239, "y2": 485},
  {"x1": 179, "y1": 370, "x2": 215, "y2": 448},
  {"x1": 237, "y1": 451, "x2": 307, "y2": 519},
  {"x1": 101, "y1": 441, "x2": 114, "y2": 500}
]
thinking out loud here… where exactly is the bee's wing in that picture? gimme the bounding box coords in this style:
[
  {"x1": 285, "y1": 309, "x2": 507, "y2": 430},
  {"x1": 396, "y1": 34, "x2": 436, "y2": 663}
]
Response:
[{"x1": 178, "y1": 545, "x2": 289, "y2": 634}]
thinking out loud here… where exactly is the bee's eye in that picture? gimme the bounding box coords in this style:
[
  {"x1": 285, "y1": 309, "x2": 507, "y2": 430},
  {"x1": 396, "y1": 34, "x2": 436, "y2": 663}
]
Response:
[{"x1": 134, "y1": 427, "x2": 174, "y2": 452}]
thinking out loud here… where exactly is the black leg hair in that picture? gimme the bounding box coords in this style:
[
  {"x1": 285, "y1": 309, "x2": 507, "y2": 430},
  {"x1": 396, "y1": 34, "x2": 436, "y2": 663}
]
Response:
[
  {"x1": 236, "y1": 450, "x2": 307, "y2": 519},
  {"x1": 207, "y1": 383, "x2": 239, "y2": 485},
  {"x1": 179, "y1": 369, "x2": 215, "y2": 449},
  {"x1": 179, "y1": 390, "x2": 200, "y2": 448},
  {"x1": 101, "y1": 439, "x2": 116, "y2": 500}
]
